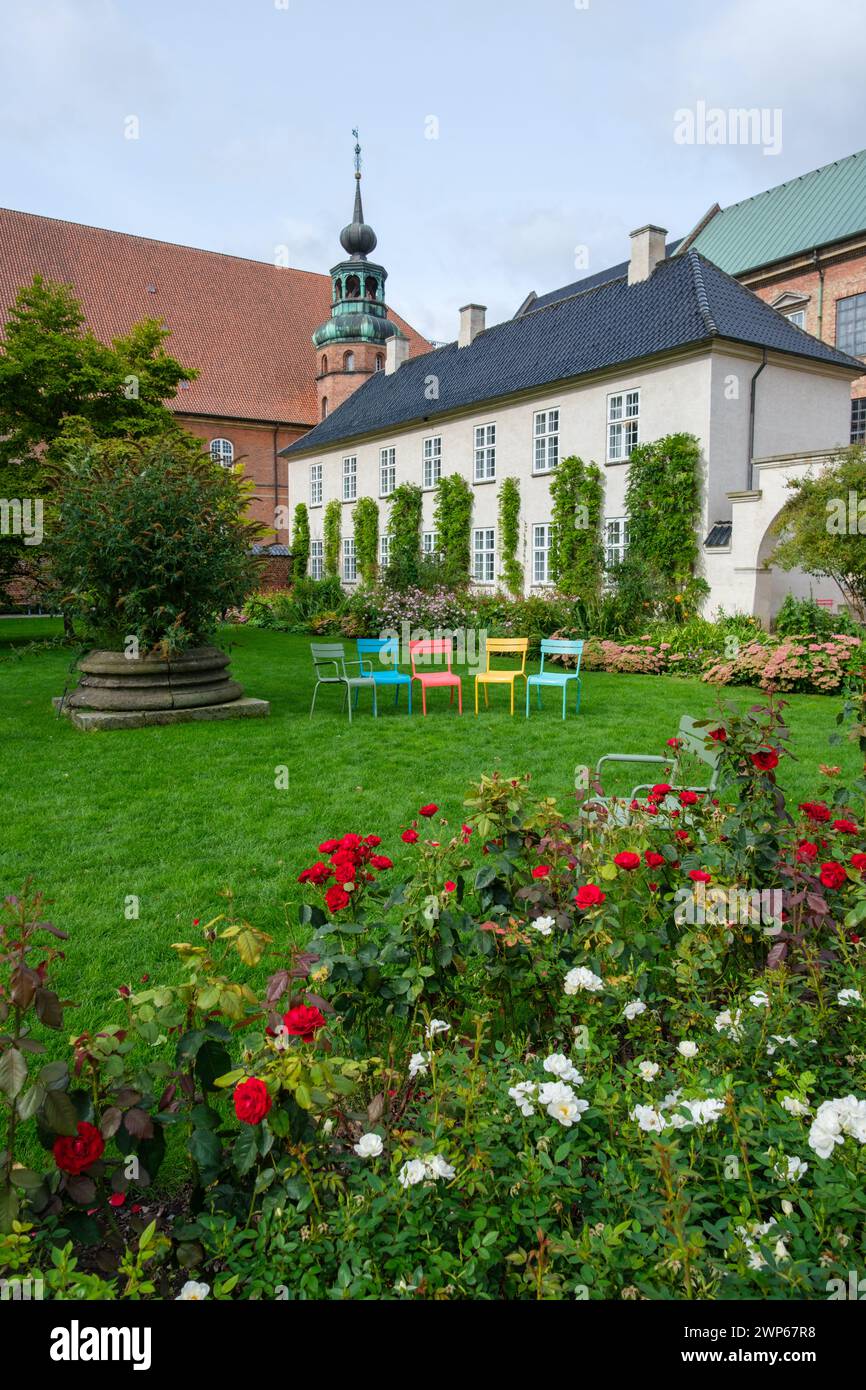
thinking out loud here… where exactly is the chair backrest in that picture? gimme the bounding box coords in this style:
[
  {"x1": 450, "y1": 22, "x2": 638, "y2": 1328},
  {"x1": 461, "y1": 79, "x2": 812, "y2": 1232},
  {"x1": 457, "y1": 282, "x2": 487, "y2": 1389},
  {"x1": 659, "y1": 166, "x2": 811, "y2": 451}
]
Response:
[
  {"x1": 539, "y1": 637, "x2": 584, "y2": 674},
  {"x1": 409, "y1": 637, "x2": 453, "y2": 676},
  {"x1": 674, "y1": 715, "x2": 724, "y2": 780},
  {"x1": 311, "y1": 641, "x2": 346, "y2": 676},
  {"x1": 485, "y1": 637, "x2": 528, "y2": 673},
  {"x1": 357, "y1": 637, "x2": 399, "y2": 668}
]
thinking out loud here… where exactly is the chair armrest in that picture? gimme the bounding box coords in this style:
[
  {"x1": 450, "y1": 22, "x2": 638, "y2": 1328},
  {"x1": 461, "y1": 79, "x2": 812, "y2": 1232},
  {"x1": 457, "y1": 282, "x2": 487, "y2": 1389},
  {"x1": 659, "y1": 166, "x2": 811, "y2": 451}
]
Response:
[
  {"x1": 313, "y1": 658, "x2": 342, "y2": 678},
  {"x1": 595, "y1": 753, "x2": 667, "y2": 775},
  {"x1": 346, "y1": 658, "x2": 373, "y2": 676}
]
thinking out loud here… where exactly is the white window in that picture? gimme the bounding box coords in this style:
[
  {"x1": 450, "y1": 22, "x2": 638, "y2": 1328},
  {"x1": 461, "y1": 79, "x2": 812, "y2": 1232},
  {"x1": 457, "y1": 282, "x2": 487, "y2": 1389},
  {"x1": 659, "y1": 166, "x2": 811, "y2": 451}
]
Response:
[
  {"x1": 533, "y1": 523, "x2": 553, "y2": 584},
  {"x1": 343, "y1": 537, "x2": 357, "y2": 582},
  {"x1": 533, "y1": 409, "x2": 560, "y2": 473},
  {"x1": 380, "y1": 533, "x2": 390, "y2": 568},
  {"x1": 473, "y1": 527, "x2": 495, "y2": 583},
  {"x1": 785, "y1": 309, "x2": 806, "y2": 330},
  {"x1": 605, "y1": 517, "x2": 629, "y2": 570},
  {"x1": 310, "y1": 539, "x2": 323, "y2": 580},
  {"x1": 607, "y1": 390, "x2": 640, "y2": 462},
  {"x1": 422, "y1": 530, "x2": 437, "y2": 556},
  {"x1": 423, "y1": 435, "x2": 442, "y2": 488},
  {"x1": 210, "y1": 438, "x2": 234, "y2": 468},
  {"x1": 474, "y1": 423, "x2": 496, "y2": 482},
  {"x1": 379, "y1": 446, "x2": 396, "y2": 497},
  {"x1": 310, "y1": 463, "x2": 322, "y2": 507},
  {"x1": 342, "y1": 455, "x2": 357, "y2": 502}
]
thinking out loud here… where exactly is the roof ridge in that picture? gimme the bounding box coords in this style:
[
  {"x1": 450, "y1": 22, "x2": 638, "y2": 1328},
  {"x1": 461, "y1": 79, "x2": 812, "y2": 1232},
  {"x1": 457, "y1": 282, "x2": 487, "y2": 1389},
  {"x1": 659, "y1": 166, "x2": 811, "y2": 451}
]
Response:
[
  {"x1": 710, "y1": 147, "x2": 866, "y2": 216},
  {"x1": 0, "y1": 206, "x2": 329, "y2": 280},
  {"x1": 686, "y1": 250, "x2": 718, "y2": 335}
]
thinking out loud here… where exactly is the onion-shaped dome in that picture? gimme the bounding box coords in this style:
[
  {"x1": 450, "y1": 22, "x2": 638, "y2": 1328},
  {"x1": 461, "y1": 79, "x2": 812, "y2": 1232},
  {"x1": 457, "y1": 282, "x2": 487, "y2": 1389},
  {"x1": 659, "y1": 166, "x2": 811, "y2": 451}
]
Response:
[{"x1": 339, "y1": 176, "x2": 377, "y2": 260}]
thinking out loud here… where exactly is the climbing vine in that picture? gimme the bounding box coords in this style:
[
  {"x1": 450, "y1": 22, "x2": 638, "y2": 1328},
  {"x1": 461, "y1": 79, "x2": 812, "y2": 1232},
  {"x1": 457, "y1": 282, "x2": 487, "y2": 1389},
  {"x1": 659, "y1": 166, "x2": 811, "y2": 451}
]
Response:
[
  {"x1": 386, "y1": 482, "x2": 423, "y2": 585},
  {"x1": 433, "y1": 473, "x2": 473, "y2": 586},
  {"x1": 620, "y1": 432, "x2": 706, "y2": 618},
  {"x1": 498, "y1": 477, "x2": 523, "y2": 596},
  {"x1": 291, "y1": 502, "x2": 310, "y2": 581},
  {"x1": 353, "y1": 496, "x2": 379, "y2": 587},
  {"x1": 323, "y1": 498, "x2": 342, "y2": 578},
  {"x1": 548, "y1": 455, "x2": 604, "y2": 597}
]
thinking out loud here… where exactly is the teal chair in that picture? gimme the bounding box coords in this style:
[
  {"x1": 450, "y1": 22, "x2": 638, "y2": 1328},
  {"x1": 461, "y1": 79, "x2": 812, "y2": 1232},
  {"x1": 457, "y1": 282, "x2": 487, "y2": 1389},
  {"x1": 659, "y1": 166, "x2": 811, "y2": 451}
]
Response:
[
  {"x1": 526, "y1": 639, "x2": 584, "y2": 719},
  {"x1": 309, "y1": 642, "x2": 377, "y2": 721},
  {"x1": 354, "y1": 637, "x2": 412, "y2": 713}
]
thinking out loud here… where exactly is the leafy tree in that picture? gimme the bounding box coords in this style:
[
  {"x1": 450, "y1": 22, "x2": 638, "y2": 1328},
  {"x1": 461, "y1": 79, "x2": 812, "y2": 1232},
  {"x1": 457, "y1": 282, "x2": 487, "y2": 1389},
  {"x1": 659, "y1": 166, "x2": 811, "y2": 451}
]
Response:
[
  {"x1": 353, "y1": 496, "x2": 380, "y2": 586},
  {"x1": 45, "y1": 430, "x2": 265, "y2": 652},
  {"x1": 618, "y1": 432, "x2": 707, "y2": 621},
  {"x1": 0, "y1": 275, "x2": 195, "y2": 599},
  {"x1": 498, "y1": 477, "x2": 523, "y2": 596},
  {"x1": 433, "y1": 473, "x2": 473, "y2": 587},
  {"x1": 323, "y1": 500, "x2": 342, "y2": 578},
  {"x1": 548, "y1": 456, "x2": 603, "y2": 597},
  {"x1": 770, "y1": 446, "x2": 866, "y2": 620},
  {"x1": 385, "y1": 483, "x2": 423, "y2": 587},
  {"x1": 292, "y1": 503, "x2": 310, "y2": 580}
]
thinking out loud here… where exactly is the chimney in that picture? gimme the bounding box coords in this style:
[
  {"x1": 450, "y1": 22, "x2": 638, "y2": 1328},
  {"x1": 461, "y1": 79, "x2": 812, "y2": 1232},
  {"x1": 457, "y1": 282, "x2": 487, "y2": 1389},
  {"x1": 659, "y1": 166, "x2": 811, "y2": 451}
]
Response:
[
  {"x1": 628, "y1": 225, "x2": 667, "y2": 284},
  {"x1": 385, "y1": 333, "x2": 410, "y2": 374},
  {"x1": 458, "y1": 303, "x2": 486, "y2": 348}
]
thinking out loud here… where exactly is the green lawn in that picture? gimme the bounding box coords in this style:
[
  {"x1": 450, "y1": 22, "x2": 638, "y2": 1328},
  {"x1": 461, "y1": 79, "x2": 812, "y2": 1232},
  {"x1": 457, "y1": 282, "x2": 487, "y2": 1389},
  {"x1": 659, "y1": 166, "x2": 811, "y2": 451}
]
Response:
[{"x1": 1, "y1": 618, "x2": 855, "y2": 1035}]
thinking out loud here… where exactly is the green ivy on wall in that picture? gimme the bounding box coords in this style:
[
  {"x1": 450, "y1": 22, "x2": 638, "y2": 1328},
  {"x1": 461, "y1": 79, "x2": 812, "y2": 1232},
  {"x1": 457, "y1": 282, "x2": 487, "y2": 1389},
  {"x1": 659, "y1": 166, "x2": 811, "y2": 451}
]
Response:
[
  {"x1": 498, "y1": 476, "x2": 523, "y2": 595},
  {"x1": 291, "y1": 502, "x2": 310, "y2": 581},
  {"x1": 620, "y1": 432, "x2": 706, "y2": 617},
  {"x1": 386, "y1": 482, "x2": 423, "y2": 584},
  {"x1": 353, "y1": 496, "x2": 379, "y2": 587},
  {"x1": 323, "y1": 498, "x2": 342, "y2": 578},
  {"x1": 549, "y1": 455, "x2": 604, "y2": 597},
  {"x1": 433, "y1": 473, "x2": 473, "y2": 586}
]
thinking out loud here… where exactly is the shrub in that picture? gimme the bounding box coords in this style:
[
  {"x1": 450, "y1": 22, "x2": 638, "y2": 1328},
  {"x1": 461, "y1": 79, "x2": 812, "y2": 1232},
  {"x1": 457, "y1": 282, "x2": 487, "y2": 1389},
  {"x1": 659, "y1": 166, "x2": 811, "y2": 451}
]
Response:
[
  {"x1": 323, "y1": 500, "x2": 342, "y2": 578},
  {"x1": 497, "y1": 477, "x2": 523, "y2": 596},
  {"x1": 549, "y1": 455, "x2": 604, "y2": 598},
  {"x1": 385, "y1": 483, "x2": 423, "y2": 587},
  {"x1": 291, "y1": 503, "x2": 310, "y2": 581},
  {"x1": 433, "y1": 474, "x2": 473, "y2": 587},
  {"x1": 353, "y1": 496, "x2": 379, "y2": 587}
]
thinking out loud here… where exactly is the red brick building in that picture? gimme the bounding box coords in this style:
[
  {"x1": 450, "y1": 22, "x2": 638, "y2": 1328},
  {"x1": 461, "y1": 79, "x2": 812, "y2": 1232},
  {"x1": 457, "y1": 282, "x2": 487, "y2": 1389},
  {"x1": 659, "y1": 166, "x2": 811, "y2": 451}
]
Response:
[{"x1": 0, "y1": 206, "x2": 430, "y2": 578}]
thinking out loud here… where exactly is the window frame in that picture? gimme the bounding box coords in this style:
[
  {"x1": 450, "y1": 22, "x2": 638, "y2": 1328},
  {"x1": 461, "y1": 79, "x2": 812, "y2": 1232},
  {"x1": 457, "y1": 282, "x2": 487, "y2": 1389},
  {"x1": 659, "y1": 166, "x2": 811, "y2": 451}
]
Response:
[
  {"x1": 309, "y1": 463, "x2": 323, "y2": 508},
  {"x1": 379, "y1": 446, "x2": 396, "y2": 498},
  {"x1": 606, "y1": 389, "x2": 640, "y2": 463},
  {"x1": 422, "y1": 435, "x2": 442, "y2": 489},
  {"x1": 836, "y1": 293, "x2": 866, "y2": 357},
  {"x1": 342, "y1": 536, "x2": 357, "y2": 583},
  {"x1": 604, "y1": 516, "x2": 630, "y2": 571},
  {"x1": 472, "y1": 526, "x2": 496, "y2": 583},
  {"x1": 851, "y1": 397, "x2": 866, "y2": 445},
  {"x1": 532, "y1": 409, "x2": 560, "y2": 474},
  {"x1": 309, "y1": 539, "x2": 324, "y2": 581},
  {"x1": 473, "y1": 422, "x2": 497, "y2": 483},
  {"x1": 379, "y1": 532, "x2": 390, "y2": 569},
  {"x1": 532, "y1": 522, "x2": 554, "y2": 585},
  {"x1": 342, "y1": 455, "x2": 357, "y2": 503},
  {"x1": 422, "y1": 529, "x2": 438, "y2": 557},
  {"x1": 210, "y1": 437, "x2": 234, "y2": 468}
]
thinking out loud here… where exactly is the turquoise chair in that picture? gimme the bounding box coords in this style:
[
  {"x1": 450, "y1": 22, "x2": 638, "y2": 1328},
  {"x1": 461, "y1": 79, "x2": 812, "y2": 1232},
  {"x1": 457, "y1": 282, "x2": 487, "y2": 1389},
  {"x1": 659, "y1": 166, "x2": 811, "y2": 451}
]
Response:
[
  {"x1": 354, "y1": 637, "x2": 412, "y2": 713},
  {"x1": 525, "y1": 638, "x2": 584, "y2": 719}
]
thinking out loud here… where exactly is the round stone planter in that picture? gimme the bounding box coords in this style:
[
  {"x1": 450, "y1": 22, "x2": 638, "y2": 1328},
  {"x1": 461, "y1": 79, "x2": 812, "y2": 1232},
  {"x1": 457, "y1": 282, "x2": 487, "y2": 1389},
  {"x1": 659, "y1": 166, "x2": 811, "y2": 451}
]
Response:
[{"x1": 66, "y1": 645, "x2": 245, "y2": 712}]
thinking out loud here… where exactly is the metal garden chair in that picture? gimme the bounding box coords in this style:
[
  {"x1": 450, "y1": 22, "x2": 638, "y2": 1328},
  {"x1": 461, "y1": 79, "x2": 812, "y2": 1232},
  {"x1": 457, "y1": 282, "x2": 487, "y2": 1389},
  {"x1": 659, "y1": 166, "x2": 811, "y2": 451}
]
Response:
[
  {"x1": 525, "y1": 638, "x2": 584, "y2": 719},
  {"x1": 354, "y1": 637, "x2": 412, "y2": 713},
  {"x1": 409, "y1": 637, "x2": 462, "y2": 715},
  {"x1": 579, "y1": 714, "x2": 723, "y2": 826},
  {"x1": 309, "y1": 642, "x2": 377, "y2": 721},
  {"x1": 475, "y1": 637, "x2": 528, "y2": 715}
]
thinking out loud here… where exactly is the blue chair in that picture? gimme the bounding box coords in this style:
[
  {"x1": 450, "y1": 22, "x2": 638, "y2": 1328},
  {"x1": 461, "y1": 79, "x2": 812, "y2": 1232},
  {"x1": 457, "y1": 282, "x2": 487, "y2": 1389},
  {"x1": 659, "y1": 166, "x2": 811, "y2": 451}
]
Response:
[
  {"x1": 354, "y1": 637, "x2": 412, "y2": 713},
  {"x1": 525, "y1": 638, "x2": 584, "y2": 719}
]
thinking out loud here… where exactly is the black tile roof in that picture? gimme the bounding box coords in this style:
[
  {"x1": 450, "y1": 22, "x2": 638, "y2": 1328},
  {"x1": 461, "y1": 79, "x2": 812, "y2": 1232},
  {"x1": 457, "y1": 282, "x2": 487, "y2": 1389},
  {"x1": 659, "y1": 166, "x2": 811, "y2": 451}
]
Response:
[
  {"x1": 521, "y1": 239, "x2": 682, "y2": 314},
  {"x1": 283, "y1": 251, "x2": 862, "y2": 459}
]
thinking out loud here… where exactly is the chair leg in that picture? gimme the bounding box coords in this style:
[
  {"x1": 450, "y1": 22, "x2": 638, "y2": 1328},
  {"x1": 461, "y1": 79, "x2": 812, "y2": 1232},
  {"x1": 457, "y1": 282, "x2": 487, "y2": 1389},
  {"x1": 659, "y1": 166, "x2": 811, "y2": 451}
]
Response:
[
  {"x1": 345, "y1": 683, "x2": 352, "y2": 723},
  {"x1": 576, "y1": 679, "x2": 581, "y2": 715},
  {"x1": 474, "y1": 678, "x2": 479, "y2": 715},
  {"x1": 372, "y1": 686, "x2": 378, "y2": 718},
  {"x1": 421, "y1": 685, "x2": 427, "y2": 716},
  {"x1": 457, "y1": 681, "x2": 462, "y2": 715},
  {"x1": 407, "y1": 683, "x2": 412, "y2": 715},
  {"x1": 510, "y1": 681, "x2": 514, "y2": 716},
  {"x1": 310, "y1": 681, "x2": 319, "y2": 719},
  {"x1": 562, "y1": 686, "x2": 566, "y2": 720},
  {"x1": 525, "y1": 682, "x2": 530, "y2": 719},
  {"x1": 483, "y1": 684, "x2": 489, "y2": 708}
]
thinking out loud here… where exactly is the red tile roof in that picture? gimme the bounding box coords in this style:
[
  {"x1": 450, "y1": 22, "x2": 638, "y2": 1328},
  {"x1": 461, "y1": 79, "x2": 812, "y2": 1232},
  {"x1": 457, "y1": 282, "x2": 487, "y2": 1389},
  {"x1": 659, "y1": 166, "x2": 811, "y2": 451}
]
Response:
[{"x1": 0, "y1": 207, "x2": 430, "y2": 426}]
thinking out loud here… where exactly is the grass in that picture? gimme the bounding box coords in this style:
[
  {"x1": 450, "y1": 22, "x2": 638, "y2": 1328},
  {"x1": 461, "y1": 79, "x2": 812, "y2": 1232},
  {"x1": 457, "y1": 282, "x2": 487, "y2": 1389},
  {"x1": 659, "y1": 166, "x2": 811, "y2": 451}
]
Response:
[{"x1": 1, "y1": 616, "x2": 857, "y2": 1038}]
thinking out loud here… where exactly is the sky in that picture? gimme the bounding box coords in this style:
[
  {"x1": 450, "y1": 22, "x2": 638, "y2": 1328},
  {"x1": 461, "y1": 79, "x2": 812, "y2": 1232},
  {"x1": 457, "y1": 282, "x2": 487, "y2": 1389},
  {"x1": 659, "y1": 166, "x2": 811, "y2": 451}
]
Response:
[{"x1": 1, "y1": 0, "x2": 865, "y2": 342}]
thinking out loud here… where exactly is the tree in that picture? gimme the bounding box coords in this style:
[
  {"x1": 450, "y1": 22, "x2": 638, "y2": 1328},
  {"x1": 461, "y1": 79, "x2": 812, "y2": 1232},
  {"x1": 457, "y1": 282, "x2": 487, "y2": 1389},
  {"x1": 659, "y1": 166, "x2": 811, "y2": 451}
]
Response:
[
  {"x1": 292, "y1": 503, "x2": 310, "y2": 580},
  {"x1": 616, "y1": 432, "x2": 707, "y2": 621},
  {"x1": 548, "y1": 456, "x2": 603, "y2": 597},
  {"x1": 498, "y1": 477, "x2": 523, "y2": 596},
  {"x1": 770, "y1": 446, "x2": 866, "y2": 620},
  {"x1": 353, "y1": 496, "x2": 379, "y2": 586},
  {"x1": 386, "y1": 482, "x2": 423, "y2": 586},
  {"x1": 323, "y1": 500, "x2": 342, "y2": 578},
  {"x1": 433, "y1": 474, "x2": 473, "y2": 587},
  {"x1": 0, "y1": 275, "x2": 195, "y2": 599}
]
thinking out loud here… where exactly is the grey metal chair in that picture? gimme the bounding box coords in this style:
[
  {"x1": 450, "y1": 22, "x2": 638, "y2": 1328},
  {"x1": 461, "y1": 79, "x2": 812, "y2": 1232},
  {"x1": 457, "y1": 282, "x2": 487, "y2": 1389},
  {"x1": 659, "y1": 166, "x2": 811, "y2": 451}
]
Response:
[
  {"x1": 577, "y1": 714, "x2": 723, "y2": 827},
  {"x1": 309, "y1": 642, "x2": 377, "y2": 721}
]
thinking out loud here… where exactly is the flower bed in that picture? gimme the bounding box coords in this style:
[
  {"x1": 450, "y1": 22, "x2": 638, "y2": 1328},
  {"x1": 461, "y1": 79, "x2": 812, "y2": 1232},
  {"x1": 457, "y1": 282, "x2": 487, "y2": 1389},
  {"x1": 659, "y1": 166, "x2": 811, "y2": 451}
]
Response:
[{"x1": 4, "y1": 703, "x2": 865, "y2": 1300}]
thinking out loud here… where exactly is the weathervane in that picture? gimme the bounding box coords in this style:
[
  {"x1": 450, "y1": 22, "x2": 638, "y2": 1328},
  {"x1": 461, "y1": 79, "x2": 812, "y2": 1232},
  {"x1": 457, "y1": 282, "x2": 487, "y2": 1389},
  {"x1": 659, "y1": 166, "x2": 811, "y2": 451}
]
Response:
[{"x1": 352, "y1": 128, "x2": 362, "y2": 180}]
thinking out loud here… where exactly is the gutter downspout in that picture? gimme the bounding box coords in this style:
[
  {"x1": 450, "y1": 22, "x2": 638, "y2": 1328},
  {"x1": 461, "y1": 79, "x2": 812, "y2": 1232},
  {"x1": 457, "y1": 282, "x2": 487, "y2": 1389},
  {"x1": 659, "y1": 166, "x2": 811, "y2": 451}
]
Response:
[
  {"x1": 812, "y1": 249, "x2": 825, "y2": 341},
  {"x1": 748, "y1": 349, "x2": 767, "y2": 490},
  {"x1": 273, "y1": 425, "x2": 280, "y2": 539}
]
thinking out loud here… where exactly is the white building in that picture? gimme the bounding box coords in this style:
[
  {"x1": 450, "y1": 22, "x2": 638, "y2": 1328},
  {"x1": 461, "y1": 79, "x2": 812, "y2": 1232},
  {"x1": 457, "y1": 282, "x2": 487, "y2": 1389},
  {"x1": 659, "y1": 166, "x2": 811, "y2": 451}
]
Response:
[{"x1": 284, "y1": 225, "x2": 861, "y2": 621}]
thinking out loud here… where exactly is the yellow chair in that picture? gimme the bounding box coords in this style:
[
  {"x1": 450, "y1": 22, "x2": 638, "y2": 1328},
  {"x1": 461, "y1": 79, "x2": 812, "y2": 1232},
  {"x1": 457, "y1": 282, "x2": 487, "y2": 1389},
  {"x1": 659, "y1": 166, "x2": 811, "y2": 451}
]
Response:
[{"x1": 475, "y1": 637, "x2": 529, "y2": 715}]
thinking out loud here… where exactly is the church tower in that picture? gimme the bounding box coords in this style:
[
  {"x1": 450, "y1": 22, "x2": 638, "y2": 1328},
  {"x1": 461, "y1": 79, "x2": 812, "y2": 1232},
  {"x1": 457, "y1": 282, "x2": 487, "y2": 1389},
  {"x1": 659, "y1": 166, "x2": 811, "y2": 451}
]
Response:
[{"x1": 313, "y1": 133, "x2": 406, "y2": 420}]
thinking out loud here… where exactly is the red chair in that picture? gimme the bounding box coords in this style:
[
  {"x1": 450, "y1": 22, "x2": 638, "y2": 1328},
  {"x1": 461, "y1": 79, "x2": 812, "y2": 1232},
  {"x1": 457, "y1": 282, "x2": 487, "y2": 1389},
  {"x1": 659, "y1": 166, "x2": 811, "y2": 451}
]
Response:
[{"x1": 409, "y1": 638, "x2": 462, "y2": 716}]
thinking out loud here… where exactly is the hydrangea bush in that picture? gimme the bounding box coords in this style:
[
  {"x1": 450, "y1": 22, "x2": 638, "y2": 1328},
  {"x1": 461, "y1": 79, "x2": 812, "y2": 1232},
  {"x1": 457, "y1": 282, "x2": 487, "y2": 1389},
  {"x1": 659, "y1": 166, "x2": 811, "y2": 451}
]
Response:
[{"x1": 2, "y1": 705, "x2": 865, "y2": 1300}]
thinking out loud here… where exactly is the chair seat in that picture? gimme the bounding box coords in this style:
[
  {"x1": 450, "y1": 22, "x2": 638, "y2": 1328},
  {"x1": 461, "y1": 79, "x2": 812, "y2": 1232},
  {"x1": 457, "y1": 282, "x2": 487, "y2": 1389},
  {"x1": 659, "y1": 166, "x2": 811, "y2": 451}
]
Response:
[
  {"x1": 415, "y1": 672, "x2": 460, "y2": 686},
  {"x1": 346, "y1": 675, "x2": 376, "y2": 687},
  {"x1": 527, "y1": 671, "x2": 578, "y2": 685},
  {"x1": 370, "y1": 670, "x2": 411, "y2": 684},
  {"x1": 477, "y1": 670, "x2": 522, "y2": 683}
]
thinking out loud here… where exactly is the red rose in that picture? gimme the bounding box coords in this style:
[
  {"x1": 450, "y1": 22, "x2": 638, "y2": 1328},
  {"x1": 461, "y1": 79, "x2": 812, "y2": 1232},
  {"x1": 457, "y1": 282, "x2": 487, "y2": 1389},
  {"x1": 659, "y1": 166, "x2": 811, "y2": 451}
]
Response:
[
  {"x1": 819, "y1": 861, "x2": 847, "y2": 891},
  {"x1": 796, "y1": 840, "x2": 818, "y2": 862},
  {"x1": 751, "y1": 748, "x2": 779, "y2": 772},
  {"x1": 283, "y1": 1005, "x2": 326, "y2": 1042},
  {"x1": 678, "y1": 790, "x2": 699, "y2": 806},
  {"x1": 339, "y1": 833, "x2": 364, "y2": 851},
  {"x1": 644, "y1": 851, "x2": 666, "y2": 868},
  {"x1": 444, "y1": 880, "x2": 456, "y2": 892},
  {"x1": 401, "y1": 827, "x2": 419, "y2": 843},
  {"x1": 298, "y1": 860, "x2": 333, "y2": 886},
  {"x1": 532, "y1": 865, "x2": 551, "y2": 879},
  {"x1": 461, "y1": 823, "x2": 474, "y2": 840},
  {"x1": 614, "y1": 852, "x2": 641, "y2": 872},
  {"x1": 419, "y1": 804, "x2": 438, "y2": 818},
  {"x1": 364, "y1": 835, "x2": 382, "y2": 847},
  {"x1": 649, "y1": 783, "x2": 672, "y2": 800},
  {"x1": 233, "y1": 1076, "x2": 272, "y2": 1125},
  {"x1": 851, "y1": 853, "x2": 866, "y2": 873},
  {"x1": 799, "y1": 801, "x2": 830, "y2": 823},
  {"x1": 53, "y1": 1121, "x2": 105, "y2": 1176},
  {"x1": 832, "y1": 819, "x2": 858, "y2": 835},
  {"x1": 648, "y1": 882, "x2": 659, "y2": 892},
  {"x1": 708, "y1": 727, "x2": 727, "y2": 742},
  {"x1": 575, "y1": 884, "x2": 606, "y2": 910},
  {"x1": 666, "y1": 738, "x2": 682, "y2": 749},
  {"x1": 318, "y1": 839, "x2": 341, "y2": 853},
  {"x1": 370, "y1": 854, "x2": 393, "y2": 870},
  {"x1": 674, "y1": 830, "x2": 690, "y2": 842},
  {"x1": 688, "y1": 869, "x2": 712, "y2": 884},
  {"x1": 325, "y1": 884, "x2": 351, "y2": 913}
]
